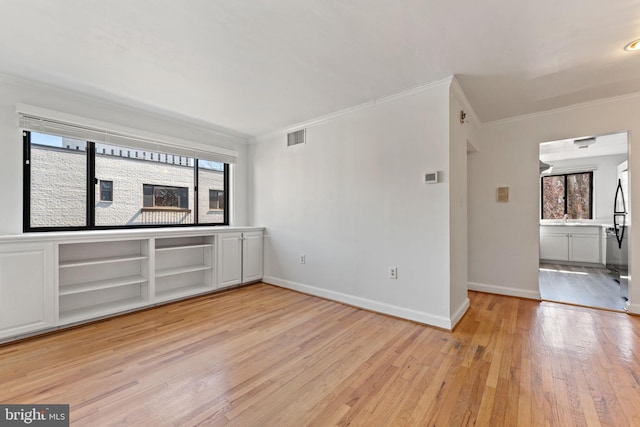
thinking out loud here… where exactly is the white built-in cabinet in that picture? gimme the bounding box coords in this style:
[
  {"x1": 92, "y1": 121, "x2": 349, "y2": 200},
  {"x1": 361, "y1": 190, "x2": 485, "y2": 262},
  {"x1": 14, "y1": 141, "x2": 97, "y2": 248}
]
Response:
[
  {"x1": 242, "y1": 231, "x2": 264, "y2": 283},
  {"x1": 218, "y1": 232, "x2": 242, "y2": 287},
  {"x1": 539, "y1": 225, "x2": 601, "y2": 264},
  {"x1": 0, "y1": 227, "x2": 262, "y2": 342},
  {"x1": 217, "y1": 231, "x2": 264, "y2": 288},
  {"x1": 154, "y1": 236, "x2": 215, "y2": 302},
  {"x1": 58, "y1": 239, "x2": 150, "y2": 325},
  {"x1": 0, "y1": 243, "x2": 54, "y2": 340}
]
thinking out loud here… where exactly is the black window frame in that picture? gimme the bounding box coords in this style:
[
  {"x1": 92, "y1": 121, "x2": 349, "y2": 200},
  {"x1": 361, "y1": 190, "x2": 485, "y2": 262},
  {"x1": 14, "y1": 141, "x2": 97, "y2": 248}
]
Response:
[
  {"x1": 540, "y1": 171, "x2": 594, "y2": 220},
  {"x1": 23, "y1": 131, "x2": 230, "y2": 232},
  {"x1": 99, "y1": 180, "x2": 113, "y2": 202}
]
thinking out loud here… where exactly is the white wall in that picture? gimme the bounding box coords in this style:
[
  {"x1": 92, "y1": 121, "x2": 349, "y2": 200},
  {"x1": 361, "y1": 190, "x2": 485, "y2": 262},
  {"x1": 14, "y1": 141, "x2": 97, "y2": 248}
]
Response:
[
  {"x1": 0, "y1": 74, "x2": 249, "y2": 235},
  {"x1": 541, "y1": 154, "x2": 627, "y2": 223},
  {"x1": 469, "y1": 94, "x2": 640, "y2": 313},
  {"x1": 250, "y1": 79, "x2": 468, "y2": 329},
  {"x1": 449, "y1": 83, "x2": 478, "y2": 322}
]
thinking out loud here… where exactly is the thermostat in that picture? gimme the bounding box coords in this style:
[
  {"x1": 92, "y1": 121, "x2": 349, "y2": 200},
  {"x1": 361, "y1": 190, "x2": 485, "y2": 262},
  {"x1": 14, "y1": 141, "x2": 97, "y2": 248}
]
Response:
[{"x1": 425, "y1": 171, "x2": 439, "y2": 184}]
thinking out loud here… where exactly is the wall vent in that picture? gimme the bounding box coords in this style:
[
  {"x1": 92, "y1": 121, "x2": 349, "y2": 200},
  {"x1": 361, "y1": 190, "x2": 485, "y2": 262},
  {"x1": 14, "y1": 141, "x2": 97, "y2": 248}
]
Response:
[{"x1": 287, "y1": 129, "x2": 306, "y2": 147}]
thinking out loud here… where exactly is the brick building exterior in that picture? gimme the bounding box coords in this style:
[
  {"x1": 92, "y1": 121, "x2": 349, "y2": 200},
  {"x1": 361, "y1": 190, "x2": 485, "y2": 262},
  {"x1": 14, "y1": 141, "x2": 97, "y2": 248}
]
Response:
[{"x1": 30, "y1": 143, "x2": 224, "y2": 227}]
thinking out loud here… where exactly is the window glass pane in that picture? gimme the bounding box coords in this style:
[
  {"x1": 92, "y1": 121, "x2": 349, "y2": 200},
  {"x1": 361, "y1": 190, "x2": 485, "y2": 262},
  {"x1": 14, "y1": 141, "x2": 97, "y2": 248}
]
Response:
[
  {"x1": 94, "y1": 143, "x2": 194, "y2": 226},
  {"x1": 198, "y1": 161, "x2": 226, "y2": 224},
  {"x1": 30, "y1": 132, "x2": 87, "y2": 228},
  {"x1": 541, "y1": 175, "x2": 565, "y2": 219},
  {"x1": 26, "y1": 132, "x2": 228, "y2": 230},
  {"x1": 567, "y1": 172, "x2": 591, "y2": 219}
]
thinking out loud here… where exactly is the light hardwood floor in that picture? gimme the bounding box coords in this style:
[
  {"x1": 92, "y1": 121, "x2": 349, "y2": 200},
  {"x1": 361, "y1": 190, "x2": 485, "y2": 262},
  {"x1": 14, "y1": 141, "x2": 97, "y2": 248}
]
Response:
[{"x1": 1, "y1": 283, "x2": 640, "y2": 426}]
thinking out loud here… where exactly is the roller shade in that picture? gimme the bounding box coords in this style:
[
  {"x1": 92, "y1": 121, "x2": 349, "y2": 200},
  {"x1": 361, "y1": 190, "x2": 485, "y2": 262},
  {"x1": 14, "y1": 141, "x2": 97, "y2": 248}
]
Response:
[{"x1": 18, "y1": 105, "x2": 239, "y2": 164}]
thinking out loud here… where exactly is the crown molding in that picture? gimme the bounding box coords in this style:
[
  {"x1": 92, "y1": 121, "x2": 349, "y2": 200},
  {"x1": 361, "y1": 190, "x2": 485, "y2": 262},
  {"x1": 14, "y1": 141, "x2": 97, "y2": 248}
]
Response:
[
  {"x1": 450, "y1": 76, "x2": 480, "y2": 127},
  {"x1": 481, "y1": 90, "x2": 640, "y2": 128},
  {"x1": 251, "y1": 77, "x2": 454, "y2": 143}
]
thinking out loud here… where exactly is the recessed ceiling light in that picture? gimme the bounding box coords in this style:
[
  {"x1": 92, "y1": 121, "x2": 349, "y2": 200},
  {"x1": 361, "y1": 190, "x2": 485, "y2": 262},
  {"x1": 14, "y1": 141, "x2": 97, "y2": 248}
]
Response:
[{"x1": 624, "y1": 39, "x2": 640, "y2": 51}]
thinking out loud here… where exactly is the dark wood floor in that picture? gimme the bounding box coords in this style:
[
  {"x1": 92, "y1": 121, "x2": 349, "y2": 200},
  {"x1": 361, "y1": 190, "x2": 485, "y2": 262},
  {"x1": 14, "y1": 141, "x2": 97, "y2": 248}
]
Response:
[
  {"x1": 539, "y1": 263, "x2": 627, "y2": 311},
  {"x1": 1, "y1": 283, "x2": 640, "y2": 426}
]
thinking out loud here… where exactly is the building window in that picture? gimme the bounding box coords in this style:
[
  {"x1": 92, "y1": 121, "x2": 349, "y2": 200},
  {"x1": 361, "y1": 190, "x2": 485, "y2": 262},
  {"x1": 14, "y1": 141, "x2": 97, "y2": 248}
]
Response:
[
  {"x1": 143, "y1": 184, "x2": 189, "y2": 209},
  {"x1": 23, "y1": 131, "x2": 229, "y2": 231},
  {"x1": 541, "y1": 172, "x2": 593, "y2": 219},
  {"x1": 100, "y1": 180, "x2": 113, "y2": 202},
  {"x1": 209, "y1": 190, "x2": 224, "y2": 210}
]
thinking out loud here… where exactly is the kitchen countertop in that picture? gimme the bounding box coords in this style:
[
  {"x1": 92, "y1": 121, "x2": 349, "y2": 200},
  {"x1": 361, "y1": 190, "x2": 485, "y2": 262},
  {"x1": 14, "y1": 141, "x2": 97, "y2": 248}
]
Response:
[{"x1": 540, "y1": 222, "x2": 607, "y2": 227}]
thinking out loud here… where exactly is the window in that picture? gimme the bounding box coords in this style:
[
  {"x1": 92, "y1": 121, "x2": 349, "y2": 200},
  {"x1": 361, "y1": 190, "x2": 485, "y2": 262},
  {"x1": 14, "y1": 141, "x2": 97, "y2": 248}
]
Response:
[
  {"x1": 198, "y1": 160, "x2": 227, "y2": 225},
  {"x1": 100, "y1": 180, "x2": 113, "y2": 202},
  {"x1": 143, "y1": 184, "x2": 189, "y2": 209},
  {"x1": 541, "y1": 172, "x2": 593, "y2": 219},
  {"x1": 26, "y1": 133, "x2": 87, "y2": 228},
  {"x1": 209, "y1": 190, "x2": 224, "y2": 210},
  {"x1": 24, "y1": 131, "x2": 229, "y2": 231}
]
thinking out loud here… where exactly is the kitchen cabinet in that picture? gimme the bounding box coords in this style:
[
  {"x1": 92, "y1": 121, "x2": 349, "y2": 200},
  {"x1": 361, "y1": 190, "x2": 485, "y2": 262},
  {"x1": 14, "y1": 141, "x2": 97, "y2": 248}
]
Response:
[
  {"x1": 0, "y1": 243, "x2": 54, "y2": 340},
  {"x1": 568, "y1": 233, "x2": 600, "y2": 263},
  {"x1": 540, "y1": 232, "x2": 569, "y2": 261},
  {"x1": 539, "y1": 225, "x2": 601, "y2": 264},
  {"x1": 217, "y1": 231, "x2": 263, "y2": 288}
]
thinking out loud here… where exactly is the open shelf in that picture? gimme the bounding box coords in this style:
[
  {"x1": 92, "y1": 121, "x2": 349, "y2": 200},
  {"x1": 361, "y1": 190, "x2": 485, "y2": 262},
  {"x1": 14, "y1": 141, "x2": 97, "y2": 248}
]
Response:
[
  {"x1": 155, "y1": 243, "x2": 213, "y2": 252},
  {"x1": 154, "y1": 283, "x2": 213, "y2": 303},
  {"x1": 156, "y1": 264, "x2": 212, "y2": 278},
  {"x1": 59, "y1": 275, "x2": 148, "y2": 296},
  {"x1": 51, "y1": 232, "x2": 247, "y2": 330},
  {"x1": 59, "y1": 297, "x2": 147, "y2": 325},
  {"x1": 59, "y1": 254, "x2": 148, "y2": 268},
  {"x1": 57, "y1": 239, "x2": 150, "y2": 325}
]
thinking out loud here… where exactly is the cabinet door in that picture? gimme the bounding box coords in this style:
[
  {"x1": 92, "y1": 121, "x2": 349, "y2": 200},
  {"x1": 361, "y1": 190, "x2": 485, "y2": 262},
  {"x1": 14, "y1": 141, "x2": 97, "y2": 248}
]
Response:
[
  {"x1": 217, "y1": 233, "x2": 242, "y2": 288},
  {"x1": 540, "y1": 233, "x2": 568, "y2": 261},
  {"x1": 242, "y1": 231, "x2": 263, "y2": 283},
  {"x1": 569, "y1": 234, "x2": 600, "y2": 263},
  {"x1": 0, "y1": 243, "x2": 54, "y2": 339}
]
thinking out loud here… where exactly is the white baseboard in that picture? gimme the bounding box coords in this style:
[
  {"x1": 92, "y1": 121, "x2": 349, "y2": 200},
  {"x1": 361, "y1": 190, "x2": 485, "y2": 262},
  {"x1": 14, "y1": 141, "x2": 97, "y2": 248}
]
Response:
[
  {"x1": 263, "y1": 276, "x2": 457, "y2": 330},
  {"x1": 451, "y1": 297, "x2": 470, "y2": 329},
  {"x1": 627, "y1": 303, "x2": 640, "y2": 315},
  {"x1": 468, "y1": 281, "x2": 541, "y2": 300}
]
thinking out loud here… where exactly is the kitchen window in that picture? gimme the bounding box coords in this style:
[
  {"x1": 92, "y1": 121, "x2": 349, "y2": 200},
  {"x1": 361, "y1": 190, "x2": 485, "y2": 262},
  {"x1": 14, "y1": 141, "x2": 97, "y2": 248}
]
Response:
[{"x1": 541, "y1": 172, "x2": 593, "y2": 219}]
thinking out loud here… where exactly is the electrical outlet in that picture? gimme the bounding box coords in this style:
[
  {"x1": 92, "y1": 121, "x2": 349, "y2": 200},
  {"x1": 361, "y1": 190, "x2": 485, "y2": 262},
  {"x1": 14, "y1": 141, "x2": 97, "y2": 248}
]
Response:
[
  {"x1": 389, "y1": 267, "x2": 398, "y2": 279},
  {"x1": 299, "y1": 254, "x2": 306, "y2": 264}
]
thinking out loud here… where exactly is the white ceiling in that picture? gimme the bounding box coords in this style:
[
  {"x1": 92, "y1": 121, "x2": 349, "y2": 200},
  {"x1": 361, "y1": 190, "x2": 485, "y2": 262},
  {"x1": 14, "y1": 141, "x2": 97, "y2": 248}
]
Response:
[
  {"x1": 1, "y1": 0, "x2": 640, "y2": 137},
  {"x1": 540, "y1": 132, "x2": 629, "y2": 162}
]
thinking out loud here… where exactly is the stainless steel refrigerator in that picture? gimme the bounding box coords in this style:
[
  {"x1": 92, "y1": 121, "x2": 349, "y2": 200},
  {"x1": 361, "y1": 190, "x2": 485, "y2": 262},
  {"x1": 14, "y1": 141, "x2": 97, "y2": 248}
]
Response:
[{"x1": 606, "y1": 166, "x2": 629, "y2": 300}]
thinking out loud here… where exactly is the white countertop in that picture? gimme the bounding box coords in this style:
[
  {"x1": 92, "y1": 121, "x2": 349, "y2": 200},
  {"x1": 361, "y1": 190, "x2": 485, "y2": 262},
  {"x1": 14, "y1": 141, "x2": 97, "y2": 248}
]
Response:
[
  {"x1": 540, "y1": 222, "x2": 607, "y2": 227},
  {"x1": 0, "y1": 225, "x2": 266, "y2": 244}
]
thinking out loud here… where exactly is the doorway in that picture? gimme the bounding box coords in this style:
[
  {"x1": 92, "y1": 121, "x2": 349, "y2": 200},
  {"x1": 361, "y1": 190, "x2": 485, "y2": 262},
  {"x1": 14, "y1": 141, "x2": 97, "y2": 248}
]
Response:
[{"x1": 538, "y1": 131, "x2": 630, "y2": 311}]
